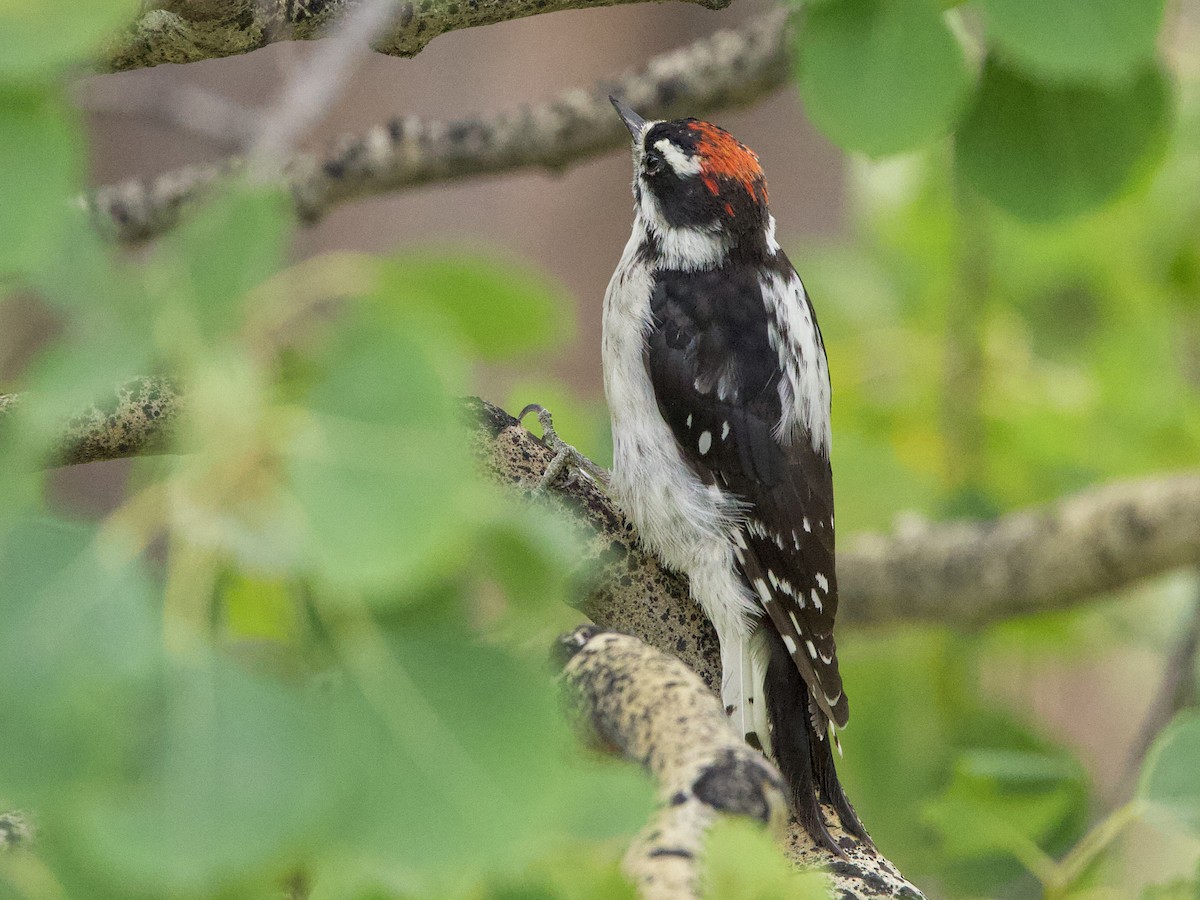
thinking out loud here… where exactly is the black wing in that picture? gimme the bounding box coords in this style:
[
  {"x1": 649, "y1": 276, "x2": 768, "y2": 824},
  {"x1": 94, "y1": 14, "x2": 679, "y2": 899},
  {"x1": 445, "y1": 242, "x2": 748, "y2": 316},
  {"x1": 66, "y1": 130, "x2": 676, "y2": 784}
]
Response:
[{"x1": 645, "y1": 257, "x2": 848, "y2": 727}]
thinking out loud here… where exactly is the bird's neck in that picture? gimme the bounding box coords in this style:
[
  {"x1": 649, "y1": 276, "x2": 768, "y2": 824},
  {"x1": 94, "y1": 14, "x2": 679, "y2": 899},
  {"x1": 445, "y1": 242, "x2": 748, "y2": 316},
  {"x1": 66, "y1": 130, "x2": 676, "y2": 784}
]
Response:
[{"x1": 633, "y1": 213, "x2": 779, "y2": 273}]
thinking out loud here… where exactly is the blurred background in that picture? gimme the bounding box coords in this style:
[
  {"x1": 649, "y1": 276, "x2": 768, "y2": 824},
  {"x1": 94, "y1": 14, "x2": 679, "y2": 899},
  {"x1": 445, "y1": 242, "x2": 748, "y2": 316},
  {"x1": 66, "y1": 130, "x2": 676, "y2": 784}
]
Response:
[{"x1": 3, "y1": 0, "x2": 1200, "y2": 896}]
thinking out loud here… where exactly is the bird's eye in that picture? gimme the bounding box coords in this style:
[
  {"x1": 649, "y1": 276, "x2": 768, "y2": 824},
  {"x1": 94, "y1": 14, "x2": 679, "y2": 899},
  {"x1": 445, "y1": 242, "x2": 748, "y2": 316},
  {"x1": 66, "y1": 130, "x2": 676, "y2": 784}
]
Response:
[{"x1": 644, "y1": 151, "x2": 665, "y2": 176}]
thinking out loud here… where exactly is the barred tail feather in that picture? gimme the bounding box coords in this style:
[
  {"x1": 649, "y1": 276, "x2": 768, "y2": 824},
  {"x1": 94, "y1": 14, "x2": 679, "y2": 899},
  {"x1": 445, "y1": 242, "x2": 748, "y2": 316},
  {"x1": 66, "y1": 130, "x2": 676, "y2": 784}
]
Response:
[{"x1": 762, "y1": 626, "x2": 871, "y2": 853}]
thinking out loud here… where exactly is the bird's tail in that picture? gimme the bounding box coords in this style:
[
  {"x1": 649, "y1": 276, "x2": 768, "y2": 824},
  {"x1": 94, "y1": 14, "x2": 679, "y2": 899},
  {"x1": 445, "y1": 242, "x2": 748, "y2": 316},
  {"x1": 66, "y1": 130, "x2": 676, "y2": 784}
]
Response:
[
  {"x1": 720, "y1": 630, "x2": 773, "y2": 755},
  {"x1": 761, "y1": 624, "x2": 871, "y2": 853}
]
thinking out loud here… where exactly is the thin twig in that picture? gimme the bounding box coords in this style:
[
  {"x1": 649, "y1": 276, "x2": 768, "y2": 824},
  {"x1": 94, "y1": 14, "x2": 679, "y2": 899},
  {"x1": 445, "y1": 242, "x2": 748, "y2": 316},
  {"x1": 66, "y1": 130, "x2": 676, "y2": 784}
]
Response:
[
  {"x1": 1122, "y1": 578, "x2": 1200, "y2": 791},
  {"x1": 246, "y1": 0, "x2": 403, "y2": 178}
]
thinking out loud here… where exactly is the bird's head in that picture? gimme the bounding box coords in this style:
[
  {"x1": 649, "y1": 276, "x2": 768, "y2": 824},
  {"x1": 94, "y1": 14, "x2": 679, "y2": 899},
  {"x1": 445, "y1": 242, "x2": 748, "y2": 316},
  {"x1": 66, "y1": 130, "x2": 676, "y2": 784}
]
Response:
[{"x1": 611, "y1": 96, "x2": 771, "y2": 251}]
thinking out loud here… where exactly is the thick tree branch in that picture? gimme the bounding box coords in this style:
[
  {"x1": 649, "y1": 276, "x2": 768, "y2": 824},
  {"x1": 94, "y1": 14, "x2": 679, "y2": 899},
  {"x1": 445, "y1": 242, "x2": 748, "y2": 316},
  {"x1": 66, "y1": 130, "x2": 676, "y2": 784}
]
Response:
[
  {"x1": 101, "y1": 0, "x2": 732, "y2": 73},
  {"x1": 557, "y1": 626, "x2": 788, "y2": 898},
  {"x1": 556, "y1": 627, "x2": 922, "y2": 899},
  {"x1": 473, "y1": 398, "x2": 1200, "y2": 631},
  {"x1": 85, "y1": 9, "x2": 791, "y2": 243},
  {"x1": 0, "y1": 377, "x2": 182, "y2": 468},
  {"x1": 840, "y1": 480, "x2": 1200, "y2": 627}
]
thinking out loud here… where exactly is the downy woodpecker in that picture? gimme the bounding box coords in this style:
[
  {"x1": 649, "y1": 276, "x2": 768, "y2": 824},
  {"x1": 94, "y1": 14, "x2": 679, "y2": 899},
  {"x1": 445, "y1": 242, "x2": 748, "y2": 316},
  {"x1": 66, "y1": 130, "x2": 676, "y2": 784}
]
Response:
[{"x1": 602, "y1": 97, "x2": 868, "y2": 850}]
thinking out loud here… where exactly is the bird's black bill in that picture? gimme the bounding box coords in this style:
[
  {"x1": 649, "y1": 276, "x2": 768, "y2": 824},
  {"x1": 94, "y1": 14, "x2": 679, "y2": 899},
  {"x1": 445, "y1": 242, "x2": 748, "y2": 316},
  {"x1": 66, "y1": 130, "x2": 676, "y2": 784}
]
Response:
[{"x1": 609, "y1": 95, "x2": 646, "y2": 139}]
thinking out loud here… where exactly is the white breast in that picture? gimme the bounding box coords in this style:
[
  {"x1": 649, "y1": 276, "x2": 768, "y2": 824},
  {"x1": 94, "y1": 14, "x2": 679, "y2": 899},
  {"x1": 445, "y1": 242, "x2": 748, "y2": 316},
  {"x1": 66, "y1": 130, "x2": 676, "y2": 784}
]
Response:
[{"x1": 601, "y1": 220, "x2": 759, "y2": 641}]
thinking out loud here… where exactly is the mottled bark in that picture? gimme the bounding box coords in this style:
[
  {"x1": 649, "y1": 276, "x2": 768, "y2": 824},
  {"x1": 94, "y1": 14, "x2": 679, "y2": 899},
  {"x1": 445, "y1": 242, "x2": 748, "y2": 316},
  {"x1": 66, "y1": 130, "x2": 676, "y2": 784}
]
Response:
[
  {"x1": 470, "y1": 397, "x2": 1200, "y2": 631},
  {"x1": 0, "y1": 377, "x2": 182, "y2": 468},
  {"x1": 557, "y1": 627, "x2": 922, "y2": 899},
  {"x1": 101, "y1": 0, "x2": 733, "y2": 73}
]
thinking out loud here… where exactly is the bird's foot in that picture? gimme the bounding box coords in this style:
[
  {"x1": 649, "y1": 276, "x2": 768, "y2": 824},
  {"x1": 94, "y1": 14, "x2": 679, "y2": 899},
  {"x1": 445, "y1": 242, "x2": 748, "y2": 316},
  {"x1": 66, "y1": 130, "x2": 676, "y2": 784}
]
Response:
[{"x1": 518, "y1": 403, "x2": 609, "y2": 491}]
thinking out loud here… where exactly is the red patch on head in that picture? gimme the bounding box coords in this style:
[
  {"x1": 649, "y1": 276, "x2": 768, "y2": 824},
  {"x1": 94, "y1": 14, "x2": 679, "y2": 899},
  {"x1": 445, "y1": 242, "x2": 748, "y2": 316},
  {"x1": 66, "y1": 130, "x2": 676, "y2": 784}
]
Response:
[{"x1": 687, "y1": 121, "x2": 768, "y2": 207}]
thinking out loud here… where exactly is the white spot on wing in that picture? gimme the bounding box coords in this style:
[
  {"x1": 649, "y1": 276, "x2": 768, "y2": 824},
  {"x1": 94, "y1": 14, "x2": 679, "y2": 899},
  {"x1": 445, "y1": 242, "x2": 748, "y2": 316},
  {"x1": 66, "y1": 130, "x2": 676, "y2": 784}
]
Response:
[
  {"x1": 805, "y1": 640, "x2": 818, "y2": 660},
  {"x1": 755, "y1": 579, "x2": 772, "y2": 604},
  {"x1": 686, "y1": 414, "x2": 693, "y2": 428},
  {"x1": 815, "y1": 572, "x2": 829, "y2": 592},
  {"x1": 783, "y1": 635, "x2": 797, "y2": 654},
  {"x1": 721, "y1": 421, "x2": 730, "y2": 440},
  {"x1": 698, "y1": 430, "x2": 712, "y2": 454},
  {"x1": 803, "y1": 517, "x2": 811, "y2": 532},
  {"x1": 811, "y1": 589, "x2": 823, "y2": 611}
]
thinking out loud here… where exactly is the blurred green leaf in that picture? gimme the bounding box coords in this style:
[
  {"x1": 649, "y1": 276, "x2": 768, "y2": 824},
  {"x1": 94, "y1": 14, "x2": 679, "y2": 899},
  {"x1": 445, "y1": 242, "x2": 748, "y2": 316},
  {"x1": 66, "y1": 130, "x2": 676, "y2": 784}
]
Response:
[
  {"x1": 480, "y1": 842, "x2": 635, "y2": 900},
  {"x1": 381, "y1": 254, "x2": 573, "y2": 361},
  {"x1": 86, "y1": 660, "x2": 341, "y2": 896},
  {"x1": 475, "y1": 504, "x2": 589, "y2": 633},
  {"x1": 1139, "y1": 712, "x2": 1200, "y2": 836},
  {"x1": 1141, "y1": 860, "x2": 1200, "y2": 900},
  {"x1": 703, "y1": 819, "x2": 827, "y2": 899},
  {"x1": 288, "y1": 305, "x2": 477, "y2": 593},
  {"x1": 957, "y1": 60, "x2": 1171, "y2": 221},
  {"x1": 796, "y1": 0, "x2": 972, "y2": 156},
  {"x1": 220, "y1": 573, "x2": 297, "y2": 643},
  {"x1": 0, "y1": 0, "x2": 136, "y2": 81},
  {"x1": 311, "y1": 624, "x2": 654, "y2": 892},
  {"x1": 0, "y1": 89, "x2": 79, "y2": 275},
  {"x1": 0, "y1": 518, "x2": 160, "y2": 808},
  {"x1": 154, "y1": 188, "x2": 292, "y2": 344},
  {"x1": 982, "y1": 0, "x2": 1165, "y2": 85},
  {"x1": 925, "y1": 748, "x2": 1087, "y2": 864}
]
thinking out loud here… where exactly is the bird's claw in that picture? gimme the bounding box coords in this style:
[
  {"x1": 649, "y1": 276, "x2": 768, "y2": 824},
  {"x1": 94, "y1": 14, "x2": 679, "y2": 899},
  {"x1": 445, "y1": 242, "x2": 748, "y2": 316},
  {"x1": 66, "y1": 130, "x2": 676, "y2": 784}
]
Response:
[{"x1": 518, "y1": 403, "x2": 609, "y2": 491}]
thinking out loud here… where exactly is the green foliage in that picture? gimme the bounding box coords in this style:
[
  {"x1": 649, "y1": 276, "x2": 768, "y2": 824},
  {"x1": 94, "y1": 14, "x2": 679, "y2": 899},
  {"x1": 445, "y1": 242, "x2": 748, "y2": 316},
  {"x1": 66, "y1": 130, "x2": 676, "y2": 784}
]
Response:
[
  {"x1": 703, "y1": 820, "x2": 827, "y2": 898},
  {"x1": 1139, "y1": 713, "x2": 1200, "y2": 837},
  {"x1": 0, "y1": 0, "x2": 137, "y2": 81},
  {"x1": 3, "y1": 3, "x2": 1199, "y2": 898},
  {"x1": 924, "y1": 749, "x2": 1087, "y2": 868},
  {"x1": 790, "y1": 0, "x2": 1178, "y2": 222},
  {"x1": 381, "y1": 254, "x2": 574, "y2": 362},
  {"x1": 0, "y1": 38, "x2": 653, "y2": 897},
  {"x1": 957, "y1": 61, "x2": 1171, "y2": 221},
  {"x1": 811, "y1": 66, "x2": 1200, "y2": 896},
  {"x1": 796, "y1": 0, "x2": 972, "y2": 156},
  {"x1": 0, "y1": 90, "x2": 80, "y2": 274},
  {"x1": 981, "y1": 0, "x2": 1166, "y2": 84}
]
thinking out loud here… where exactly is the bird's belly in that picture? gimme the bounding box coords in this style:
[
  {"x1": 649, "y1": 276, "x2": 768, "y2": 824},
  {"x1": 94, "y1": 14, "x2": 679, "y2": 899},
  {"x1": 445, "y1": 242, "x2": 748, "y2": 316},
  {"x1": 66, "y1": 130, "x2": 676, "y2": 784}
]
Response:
[{"x1": 603, "y1": 270, "x2": 756, "y2": 637}]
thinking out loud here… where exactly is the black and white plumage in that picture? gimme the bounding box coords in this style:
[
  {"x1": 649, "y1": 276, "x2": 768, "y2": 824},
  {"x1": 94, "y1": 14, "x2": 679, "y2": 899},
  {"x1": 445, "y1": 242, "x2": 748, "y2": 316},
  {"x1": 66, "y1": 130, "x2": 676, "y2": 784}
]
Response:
[{"x1": 602, "y1": 97, "x2": 867, "y2": 850}]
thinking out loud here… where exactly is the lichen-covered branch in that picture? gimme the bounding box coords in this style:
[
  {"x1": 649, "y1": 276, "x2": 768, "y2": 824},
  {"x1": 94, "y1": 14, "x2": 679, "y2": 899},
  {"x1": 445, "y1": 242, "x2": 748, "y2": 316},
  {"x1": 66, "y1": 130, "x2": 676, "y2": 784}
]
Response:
[
  {"x1": 557, "y1": 627, "x2": 921, "y2": 899},
  {"x1": 472, "y1": 397, "x2": 1200, "y2": 631},
  {"x1": 557, "y1": 626, "x2": 789, "y2": 898},
  {"x1": 839, "y1": 477, "x2": 1200, "y2": 628},
  {"x1": 102, "y1": 0, "x2": 733, "y2": 73},
  {"x1": 86, "y1": 9, "x2": 792, "y2": 243},
  {"x1": 0, "y1": 377, "x2": 182, "y2": 468},
  {"x1": 0, "y1": 810, "x2": 33, "y2": 850}
]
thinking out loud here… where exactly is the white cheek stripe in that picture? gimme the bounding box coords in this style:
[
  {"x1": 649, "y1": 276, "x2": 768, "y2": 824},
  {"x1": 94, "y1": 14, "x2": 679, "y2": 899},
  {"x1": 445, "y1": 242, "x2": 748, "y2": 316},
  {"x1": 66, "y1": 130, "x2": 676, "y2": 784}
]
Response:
[{"x1": 655, "y1": 138, "x2": 702, "y2": 176}]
